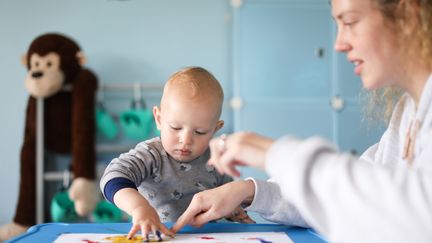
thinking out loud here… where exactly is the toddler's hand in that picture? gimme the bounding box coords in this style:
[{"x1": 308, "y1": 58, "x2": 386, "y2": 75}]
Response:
[
  {"x1": 225, "y1": 206, "x2": 255, "y2": 224},
  {"x1": 127, "y1": 205, "x2": 174, "y2": 241}
]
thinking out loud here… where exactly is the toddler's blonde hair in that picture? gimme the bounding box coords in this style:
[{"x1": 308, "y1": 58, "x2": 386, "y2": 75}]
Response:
[{"x1": 162, "y1": 66, "x2": 224, "y2": 117}]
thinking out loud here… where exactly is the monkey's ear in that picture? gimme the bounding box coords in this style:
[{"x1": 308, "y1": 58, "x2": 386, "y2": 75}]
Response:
[
  {"x1": 76, "y1": 51, "x2": 87, "y2": 66},
  {"x1": 21, "y1": 54, "x2": 27, "y2": 67}
]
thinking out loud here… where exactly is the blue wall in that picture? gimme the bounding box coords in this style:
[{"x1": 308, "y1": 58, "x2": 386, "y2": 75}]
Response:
[
  {"x1": 0, "y1": 0, "x2": 232, "y2": 225},
  {"x1": 0, "y1": 0, "x2": 384, "y2": 227}
]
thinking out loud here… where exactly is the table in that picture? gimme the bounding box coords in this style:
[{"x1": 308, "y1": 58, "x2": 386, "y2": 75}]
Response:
[{"x1": 7, "y1": 222, "x2": 327, "y2": 242}]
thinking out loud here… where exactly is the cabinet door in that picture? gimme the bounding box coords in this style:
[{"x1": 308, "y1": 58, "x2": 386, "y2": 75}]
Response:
[{"x1": 232, "y1": 0, "x2": 333, "y2": 180}]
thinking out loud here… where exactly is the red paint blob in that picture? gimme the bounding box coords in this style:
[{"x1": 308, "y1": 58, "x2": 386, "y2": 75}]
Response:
[{"x1": 199, "y1": 236, "x2": 216, "y2": 240}]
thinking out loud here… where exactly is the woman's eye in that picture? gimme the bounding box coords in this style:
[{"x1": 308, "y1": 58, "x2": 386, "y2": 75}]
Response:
[
  {"x1": 343, "y1": 20, "x2": 357, "y2": 27},
  {"x1": 47, "y1": 61, "x2": 52, "y2": 67},
  {"x1": 195, "y1": 131, "x2": 207, "y2": 135}
]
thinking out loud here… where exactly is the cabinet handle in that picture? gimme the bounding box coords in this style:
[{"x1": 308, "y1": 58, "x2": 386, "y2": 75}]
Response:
[
  {"x1": 315, "y1": 48, "x2": 325, "y2": 58},
  {"x1": 330, "y1": 95, "x2": 345, "y2": 112},
  {"x1": 230, "y1": 0, "x2": 243, "y2": 8},
  {"x1": 230, "y1": 97, "x2": 244, "y2": 110}
]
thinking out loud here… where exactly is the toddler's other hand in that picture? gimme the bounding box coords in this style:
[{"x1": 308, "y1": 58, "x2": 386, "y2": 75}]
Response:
[{"x1": 225, "y1": 206, "x2": 255, "y2": 224}]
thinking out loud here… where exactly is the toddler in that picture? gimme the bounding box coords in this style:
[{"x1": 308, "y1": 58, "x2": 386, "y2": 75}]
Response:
[{"x1": 100, "y1": 67, "x2": 252, "y2": 240}]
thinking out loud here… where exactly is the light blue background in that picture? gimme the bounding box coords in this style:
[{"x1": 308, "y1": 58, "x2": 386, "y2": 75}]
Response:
[
  {"x1": 0, "y1": 0, "x2": 383, "y2": 226},
  {"x1": 0, "y1": 0, "x2": 232, "y2": 225}
]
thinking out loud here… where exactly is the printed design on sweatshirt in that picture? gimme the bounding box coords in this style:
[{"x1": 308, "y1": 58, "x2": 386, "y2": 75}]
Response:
[
  {"x1": 151, "y1": 166, "x2": 162, "y2": 183},
  {"x1": 160, "y1": 210, "x2": 170, "y2": 222},
  {"x1": 205, "y1": 164, "x2": 215, "y2": 172},
  {"x1": 194, "y1": 181, "x2": 207, "y2": 191},
  {"x1": 171, "y1": 190, "x2": 183, "y2": 200},
  {"x1": 146, "y1": 189, "x2": 156, "y2": 200},
  {"x1": 179, "y1": 163, "x2": 192, "y2": 172}
]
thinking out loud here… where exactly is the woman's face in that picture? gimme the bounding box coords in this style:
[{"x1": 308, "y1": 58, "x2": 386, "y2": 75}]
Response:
[{"x1": 332, "y1": 0, "x2": 402, "y2": 90}]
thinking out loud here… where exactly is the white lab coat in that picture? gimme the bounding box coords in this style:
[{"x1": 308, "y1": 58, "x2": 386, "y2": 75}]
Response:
[{"x1": 247, "y1": 74, "x2": 432, "y2": 243}]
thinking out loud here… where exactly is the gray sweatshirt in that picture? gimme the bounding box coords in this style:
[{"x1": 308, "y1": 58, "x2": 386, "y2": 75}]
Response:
[{"x1": 100, "y1": 137, "x2": 232, "y2": 222}]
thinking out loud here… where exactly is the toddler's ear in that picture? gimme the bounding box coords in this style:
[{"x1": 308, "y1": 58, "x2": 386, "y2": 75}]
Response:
[
  {"x1": 153, "y1": 106, "x2": 162, "y2": 129},
  {"x1": 215, "y1": 120, "x2": 224, "y2": 132}
]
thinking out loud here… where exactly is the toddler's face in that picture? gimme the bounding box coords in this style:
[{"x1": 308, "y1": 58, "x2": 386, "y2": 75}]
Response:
[{"x1": 153, "y1": 94, "x2": 223, "y2": 162}]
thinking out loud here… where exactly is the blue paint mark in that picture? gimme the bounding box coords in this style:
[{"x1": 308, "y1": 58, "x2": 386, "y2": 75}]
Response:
[{"x1": 255, "y1": 238, "x2": 272, "y2": 243}]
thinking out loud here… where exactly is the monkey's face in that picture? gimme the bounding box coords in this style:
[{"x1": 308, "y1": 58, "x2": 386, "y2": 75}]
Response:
[{"x1": 25, "y1": 52, "x2": 64, "y2": 98}]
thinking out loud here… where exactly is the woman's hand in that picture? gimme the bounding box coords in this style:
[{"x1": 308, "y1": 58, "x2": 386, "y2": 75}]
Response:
[
  {"x1": 171, "y1": 180, "x2": 256, "y2": 233},
  {"x1": 209, "y1": 132, "x2": 274, "y2": 177}
]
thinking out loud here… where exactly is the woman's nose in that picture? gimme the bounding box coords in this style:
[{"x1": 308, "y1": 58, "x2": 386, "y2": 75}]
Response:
[
  {"x1": 334, "y1": 40, "x2": 351, "y2": 52},
  {"x1": 334, "y1": 30, "x2": 351, "y2": 52}
]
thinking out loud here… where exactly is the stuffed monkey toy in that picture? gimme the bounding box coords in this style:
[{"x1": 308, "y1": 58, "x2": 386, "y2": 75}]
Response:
[{"x1": 0, "y1": 33, "x2": 99, "y2": 241}]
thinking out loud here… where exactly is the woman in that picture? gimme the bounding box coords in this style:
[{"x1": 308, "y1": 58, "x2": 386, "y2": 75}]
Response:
[{"x1": 172, "y1": 0, "x2": 432, "y2": 242}]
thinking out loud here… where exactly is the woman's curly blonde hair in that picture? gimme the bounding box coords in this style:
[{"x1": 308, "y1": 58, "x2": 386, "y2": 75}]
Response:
[{"x1": 364, "y1": 0, "x2": 432, "y2": 124}]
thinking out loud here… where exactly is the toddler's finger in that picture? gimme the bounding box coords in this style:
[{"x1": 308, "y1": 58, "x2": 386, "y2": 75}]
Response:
[
  {"x1": 156, "y1": 230, "x2": 163, "y2": 242},
  {"x1": 150, "y1": 225, "x2": 161, "y2": 242},
  {"x1": 141, "y1": 224, "x2": 151, "y2": 242},
  {"x1": 127, "y1": 224, "x2": 140, "y2": 239}
]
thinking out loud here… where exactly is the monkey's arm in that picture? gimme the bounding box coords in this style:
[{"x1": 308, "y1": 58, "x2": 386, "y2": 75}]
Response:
[
  {"x1": 71, "y1": 69, "x2": 98, "y2": 179},
  {"x1": 69, "y1": 69, "x2": 98, "y2": 217},
  {"x1": 14, "y1": 97, "x2": 37, "y2": 225}
]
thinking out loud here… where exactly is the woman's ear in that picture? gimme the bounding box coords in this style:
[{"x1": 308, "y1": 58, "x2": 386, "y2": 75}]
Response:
[
  {"x1": 153, "y1": 106, "x2": 162, "y2": 130},
  {"x1": 215, "y1": 120, "x2": 224, "y2": 132}
]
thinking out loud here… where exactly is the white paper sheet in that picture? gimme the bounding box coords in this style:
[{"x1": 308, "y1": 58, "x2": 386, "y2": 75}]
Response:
[{"x1": 53, "y1": 232, "x2": 294, "y2": 243}]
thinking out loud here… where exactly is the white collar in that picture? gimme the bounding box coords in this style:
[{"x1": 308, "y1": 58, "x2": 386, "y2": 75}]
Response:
[{"x1": 415, "y1": 74, "x2": 432, "y2": 123}]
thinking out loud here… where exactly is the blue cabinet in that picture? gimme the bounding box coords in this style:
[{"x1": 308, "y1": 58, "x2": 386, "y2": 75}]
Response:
[{"x1": 231, "y1": 0, "x2": 384, "y2": 180}]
